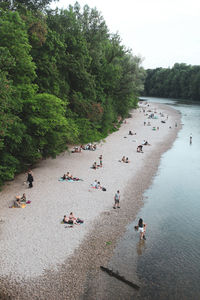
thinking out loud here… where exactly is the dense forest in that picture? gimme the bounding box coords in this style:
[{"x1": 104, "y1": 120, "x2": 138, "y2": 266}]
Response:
[
  {"x1": 0, "y1": 0, "x2": 145, "y2": 186},
  {"x1": 144, "y1": 63, "x2": 200, "y2": 101}
]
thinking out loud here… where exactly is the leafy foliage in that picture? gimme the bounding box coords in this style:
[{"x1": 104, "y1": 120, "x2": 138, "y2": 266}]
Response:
[
  {"x1": 0, "y1": 2, "x2": 145, "y2": 187},
  {"x1": 144, "y1": 63, "x2": 200, "y2": 101}
]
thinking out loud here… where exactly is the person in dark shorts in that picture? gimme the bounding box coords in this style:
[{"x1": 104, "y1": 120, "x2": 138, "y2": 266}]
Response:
[
  {"x1": 113, "y1": 190, "x2": 120, "y2": 209},
  {"x1": 27, "y1": 170, "x2": 34, "y2": 188}
]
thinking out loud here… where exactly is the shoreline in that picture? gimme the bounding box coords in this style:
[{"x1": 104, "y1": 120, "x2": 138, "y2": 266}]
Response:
[{"x1": 0, "y1": 102, "x2": 181, "y2": 299}]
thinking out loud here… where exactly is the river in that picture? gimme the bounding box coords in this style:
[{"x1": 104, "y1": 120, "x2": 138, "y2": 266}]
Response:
[{"x1": 83, "y1": 97, "x2": 200, "y2": 300}]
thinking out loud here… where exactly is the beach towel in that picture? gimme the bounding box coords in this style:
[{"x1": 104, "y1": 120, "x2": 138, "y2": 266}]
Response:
[{"x1": 59, "y1": 177, "x2": 83, "y2": 182}]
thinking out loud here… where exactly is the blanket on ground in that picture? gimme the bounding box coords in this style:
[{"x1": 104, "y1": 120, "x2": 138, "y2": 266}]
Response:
[{"x1": 59, "y1": 177, "x2": 83, "y2": 182}]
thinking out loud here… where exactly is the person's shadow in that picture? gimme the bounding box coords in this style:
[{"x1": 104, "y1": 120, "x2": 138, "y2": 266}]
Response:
[{"x1": 136, "y1": 239, "x2": 146, "y2": 256}]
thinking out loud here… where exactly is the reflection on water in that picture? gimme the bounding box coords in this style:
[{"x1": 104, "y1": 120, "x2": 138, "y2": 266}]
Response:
[
  {"x1": 136, "y1": 240, "x2": 146, "y2": 256},
  {"x1": 84, "y1": 98, "x2": 200, "y2": 300}
]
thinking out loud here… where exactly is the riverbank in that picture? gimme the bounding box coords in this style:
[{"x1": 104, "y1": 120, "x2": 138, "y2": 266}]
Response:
[{"x1": 0, "y1": 102, "x2": 181, "y2": 299}]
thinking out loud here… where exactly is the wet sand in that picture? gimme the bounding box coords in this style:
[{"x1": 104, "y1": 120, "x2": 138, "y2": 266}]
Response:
[{"x1": 0, "y1": 102, "x2": 181, "y2": 299}]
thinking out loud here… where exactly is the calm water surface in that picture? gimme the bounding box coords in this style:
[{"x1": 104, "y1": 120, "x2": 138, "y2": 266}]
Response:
[{"x1": 84, "y1": 97, "x2": 200, "y2": 300}]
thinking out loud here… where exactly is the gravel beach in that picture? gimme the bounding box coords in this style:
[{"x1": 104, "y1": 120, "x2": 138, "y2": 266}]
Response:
[{"x1": 0, "y1": 102, "x2": 181, "y2": 300}]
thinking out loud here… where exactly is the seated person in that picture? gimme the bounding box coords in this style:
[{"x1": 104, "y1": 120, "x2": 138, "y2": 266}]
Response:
[
  {"x1": 14, "y1": 193, "x2": 26, "y2": 207},
  {"x1": 66, "y1": 172, "x2": 73, "y2": 179},
  {"x1": 63, "y1": 215, "x2": 69, "y2": 223},
  {"x1": 121, "y1": 156, "x2": 126, "y2": 163},
  {"x1": 14, "y1": 197, "x2": 21, "y2": 208},
  {"x1": 74, "y1": 146, "x2": 79, "y2": 152},
  {"x1": 20, "y1": 193, "x2": 27, "y2": 203},
  {"x1": 92, "y1": 162, "x2": 97, "y2": 169},
  {"x1": 62, "y1": 174, "x2": 67, "y2": 180},
  {"x1": 69, "y1": 212, "x2": 78, "y2": 224},
  {"x1": 137, "y1": 145, "x2": 143, "y2": 153},
  {"x1": 92, "y1": 180, "x2": 98, "y2": 188},
  {"x1": 92, "y1": 144, "x2": 97, "y2": 151},
  {"x1": 96, "y1": 181, "x2": 101, "y2": 189},
  {"x1": 125, "y1": 157, "x2": 130, "y2": 163}
]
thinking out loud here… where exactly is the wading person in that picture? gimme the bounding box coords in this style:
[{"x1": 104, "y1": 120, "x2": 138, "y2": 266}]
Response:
[{"x1": 138, "y1": 218, "x2": 146, "y2": 240}]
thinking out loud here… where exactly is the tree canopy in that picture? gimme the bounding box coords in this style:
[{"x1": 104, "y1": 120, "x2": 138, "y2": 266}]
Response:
[
  {"x1": 144, "y1": 63, "x2": 200, "y2": 101},
  {"x1": 0, "y1": 1, "x2": 145, "y2": 187}
]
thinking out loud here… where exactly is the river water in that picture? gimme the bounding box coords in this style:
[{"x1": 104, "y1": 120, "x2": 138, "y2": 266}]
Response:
[{"x1": 83, "y1": 97, "x2": 200, "y2": 300}]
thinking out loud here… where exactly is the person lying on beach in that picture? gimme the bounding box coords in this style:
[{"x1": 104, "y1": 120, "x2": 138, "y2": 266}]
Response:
[
  {"x1": 142, "y1": 140, "x2": 151, "y2": 146},
  {"x1": 71, "y1": 146, "x2": 82, "y2": 153},
  {"x1": 92, "y1": 162, "x2": 100, "y2": 169},
  {"x1": 137, "y1": 145, "x2": 143, "y2": 153},
  {"x1": 128, "y1": 130, "x2": 136, "y2": 135},
  {"x1": 125, "y1": 157, "x2": 130, "y2": 163}
]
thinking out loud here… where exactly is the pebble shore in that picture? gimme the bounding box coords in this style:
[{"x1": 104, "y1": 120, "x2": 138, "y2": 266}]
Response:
[{"x1": 0, "y1": 102, "x2": 181, "y2": 299}]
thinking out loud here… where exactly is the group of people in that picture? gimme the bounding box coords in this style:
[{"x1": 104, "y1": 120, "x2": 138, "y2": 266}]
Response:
[
  {"x1": 63, "y1": 212, "x2": 83, "y2": 225},
  {"x1": 82, "y1": 143, "x2": 97, "y2": 151},
  {"x1": 92, "y1": 155, "x2": 103, "y2": 169},
  {"x1": 91, "y1": 180, "x2": 101, "y2": 189},
  {"x1": 61, "y1": 172, "x2": 81, "y2": 181},
  {"x1": 11, "y1": 170, "x2": 33, "y2": 208},
  {"x1": 14, "y1": 193, "x2": 27, "y2": 208}
]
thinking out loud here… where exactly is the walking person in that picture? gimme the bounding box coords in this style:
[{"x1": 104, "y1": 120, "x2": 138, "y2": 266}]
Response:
[
  {"x1": 113, "y1": 190, "x2": 120, "y2": 209},
  {"x1": 27, "y1": 170, "x2": 34, "y2": 188},
  {"x1": 99, "y1": 155, "x2": 103, "y2": 167},
  {"x1": 138, "y1": 218, "x2": 146, "y2": 240}
]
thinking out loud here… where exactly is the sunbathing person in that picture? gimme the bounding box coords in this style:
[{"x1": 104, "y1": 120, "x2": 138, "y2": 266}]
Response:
[
  {"x1": 69, "y1": 212, "x2": 79, "y2": 224},
  {"x1": 92, "y1": 162, "x2": 97, "y2": 169},
  {"x1": 14, "y1": 193, "x2": 26, "y2": 207},
  {"x1": 62, "y1": 173, "x2": 67, "y2": 179},
  {"x1": 129, "y1": 130, "x2": 136, "y2": 135},
  {"x1": 66, "y1": 172, "x2": 73, "y2": 179},
  {"x1": 92, "y1": 180, "x2": 98, "y2": 188},
  {"x1": 72, "y1": 146, "x2": 81, "y2": 153},
  {"x1": 63, "y1": 215, "x2": 69, "y2": 223},
  {"x1": 121, "y1": 156, "x2": 126, "y2": 163},
  {"x1": 125, "y1": 157, "x2": 130, "y2": 163},
  {"x1": 137, "y1": 145, "x2": 143, "y2": 153},
  {"x1": 97, "y1": 181, "x2": 101, "y2": 189},
  {"x1": 143, "y1": 140, "x2": 151, "y2": 146},
  {"x1": 14, "y1": 197, "x2": 22, "y2": 208}
]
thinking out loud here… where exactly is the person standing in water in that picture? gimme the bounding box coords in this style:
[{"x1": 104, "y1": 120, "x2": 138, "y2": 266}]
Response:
[
  {"x1": 190, "y1": 134, "x2": 192, "y2": 144},
  {"x1": 138, "y1": 218, "x2": 146, "y2": 240}
]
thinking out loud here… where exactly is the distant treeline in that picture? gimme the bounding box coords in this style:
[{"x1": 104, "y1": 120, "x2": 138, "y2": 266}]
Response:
[
  {"x1": 0, "y1": 0, "x2": 145, "y2": 186},
  {"x1": 144, "y1": 63, "x2": 200, "y2": 101}
]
